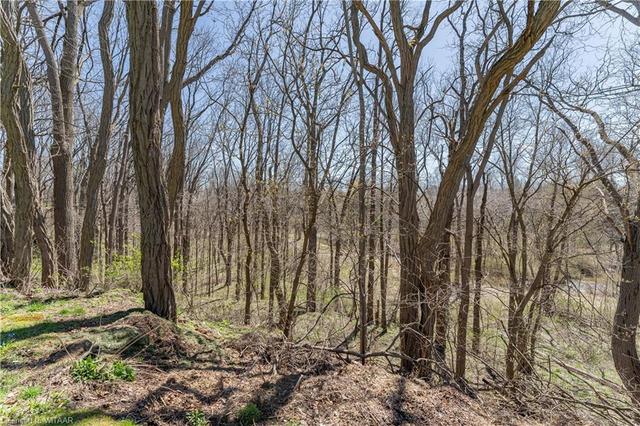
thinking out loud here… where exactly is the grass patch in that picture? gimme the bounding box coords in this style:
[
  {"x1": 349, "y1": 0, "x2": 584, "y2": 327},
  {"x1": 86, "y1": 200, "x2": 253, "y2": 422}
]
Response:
[
  {"x1": 59, "y1": 306, "x2": 86, "y2": 316},
  {"x1": 237, "y1": 403, "x2": 262, "y2": 425},
  {"x1": 0, "y1": 294, "x2": 20, "y2": 314},
  {"x1": 0, "y1": 389, "x2": 71, "y2": 424},
  {"x1": 35, "y1": 408, "x2": 135, "y2": 426},
  {"x1": 205, "y1": 319, "x2": 245, "y2": 340},
  {"x1": 26, "y1": 302, "x2": 47, "y2": 312},
  {"x1": 0, "y1": 371, "x2": 18, "y2": 401},
  {"x1": 19, "y1": 386, "x2": 43, "y2": 400}
]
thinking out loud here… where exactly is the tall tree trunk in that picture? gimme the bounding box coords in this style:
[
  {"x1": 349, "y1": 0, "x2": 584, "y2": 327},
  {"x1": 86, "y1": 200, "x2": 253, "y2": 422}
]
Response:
[
  {"x1": 305, "y1": 127, "x2": 319, "y2": 313},
  {"x1": 27, "y1": 0, "x2": 82, "y2": 282},
  {"x1": 612, "y1": 218, "x2": 640, "y2": 404},
  {"x1": 379, "y1": 149, "x2": 388, "y2": 331},
  {"x1": 78, "y1": 0, "x2": 115, "y2": 290},
  {"x1": 455, "y1": 172, "x2": 475, "y2": 379},
  {"x1": 471, "y1": 176, "x2": 488, "y2": 353},
  {"x1": 1, "y1": 1, "x2": 56, "y2": 287},
  {"x1": 396, "y1": 112, "x2": 423, "y2": 372},
  {"x1": 33, "y1": 206, "x2": 56, "y2": 287},
  {"x1": 306, "y1": 212, "x2": 318, "y2": 312},
  {"x1": 1, "y1": 8, "x2": 32, "y2": 286},
  {"x1": 0, "y1": 185, "x2": 14, "y2": 277},
  {"x1": 107, "y1": 135, "x2": 129, "y2": 264},
  {"x1": 241, "y1": 176, "x2": 253, "y2": 325},
  {"x1": 344, "y1": 2, "x2": 368, "y2": 360},
  {"x1": 125, "y1": 0, "x2": 176, "y2": 321},
  {"x1": 366, "y1": 123, "x2": 378, "y2": 325}
]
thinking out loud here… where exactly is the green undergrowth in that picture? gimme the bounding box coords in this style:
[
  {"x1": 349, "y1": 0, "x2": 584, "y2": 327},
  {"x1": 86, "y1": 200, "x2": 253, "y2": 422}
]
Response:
[
  {"x1": 70, "y1": 356, "x2": 136, "y2": 382},
  {"x1": 0, "y1": 289, "x2": 145, "y2": 425},
  {"x1": 237, "y1": 402, "x2": 262, "y2": 425},
  {"x1": 0, "y1": 287, "x2": 248, "y2": 425},
  {"x1": 186, "y1": 409, "x2": 208, "y2": 426},
  {"x1": 0, "y1": 384, "x2": 135, "y2": 425}
]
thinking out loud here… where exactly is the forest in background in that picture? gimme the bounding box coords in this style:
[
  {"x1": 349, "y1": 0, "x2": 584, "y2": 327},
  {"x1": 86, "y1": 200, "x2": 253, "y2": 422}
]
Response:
[{"x1": 1, "y1": 0, "x2": 640, "y2": 424}]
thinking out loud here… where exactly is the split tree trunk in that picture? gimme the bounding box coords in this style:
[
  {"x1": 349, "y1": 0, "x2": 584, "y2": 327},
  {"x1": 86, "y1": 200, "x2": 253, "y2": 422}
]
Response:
[
  {"x1": 1, "y1": 1, "x2": 56, "y2": 287},
  {"x1": 27, "y1": 0, "x2": 82, "y2": 282}
]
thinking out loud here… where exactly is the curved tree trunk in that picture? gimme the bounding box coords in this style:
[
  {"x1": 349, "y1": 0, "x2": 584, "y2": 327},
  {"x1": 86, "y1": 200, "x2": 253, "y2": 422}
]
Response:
[
  {"x1": 78, "y1": 0, "x2": 115, "y2": 290},
  {"x1": 612, "y1": 219, "x2": 640, "y2": 404},
  {"x1": 125, "y1": 0, "x2": 176, "y2": 321},
  {"x1": 27, "y1": 0, "x2": 82, "y2": 282},
  {"x1": 1, "y1": 1, "x2": 56, "y2": 287}
]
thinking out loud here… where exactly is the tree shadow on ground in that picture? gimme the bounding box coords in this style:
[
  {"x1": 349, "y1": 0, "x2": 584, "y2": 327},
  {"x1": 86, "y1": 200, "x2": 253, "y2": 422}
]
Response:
[
  {"x1": 389, "y1": 376, "x2": 413, "y2": 425},
  {"x1": 9, "y1": 292, "x2": 103, "y2": 311},
  {"x1": 252, "y1": 373, "x2": 303, "y2": 420},
  {"x1": 122, "y1": 376, "x2": 239, "y2": 424},
  {"x1": 1, "y1": 338, "x2": 96, "y2": 370},
  {"x1": 108, "y1": 371, "x2": 307, "y2": 424},
  {"x1": 2, "y1": 308, "x2": 143, "y2": 343}
]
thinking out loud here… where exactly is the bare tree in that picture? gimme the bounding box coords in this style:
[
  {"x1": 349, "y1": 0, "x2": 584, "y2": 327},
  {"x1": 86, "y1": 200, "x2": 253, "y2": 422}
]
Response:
[
  {"x1": 78, "y1": 0, "x2": 115, "y2": 290},
  {"x1": 27, "y1": 0, "x2": 83, "y2": 282},
  {"x1": 1, "y1": 0, "x2": 56, "y2": 287},
  {"x1": 351, "y1": 0, "x2": 561, "y2": 374},
  {"x1": 545, "y1": 92, "x2": 640, "y2": 404}
]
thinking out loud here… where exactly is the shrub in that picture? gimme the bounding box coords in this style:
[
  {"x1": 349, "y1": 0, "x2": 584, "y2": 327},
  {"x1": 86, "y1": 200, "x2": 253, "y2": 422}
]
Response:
[
  {"x1": 111, "y1": 360, "x2": 136, "y2": 381},
  {"x1": 237, "y1": 403, "x2": 262, "y2": 425},
  {"x1": 70, "y1": 356, "x2": 107, "y2": 382},
  {"x1": 105, "y1": 246, "x2": 142, "y2": 288},
  {"x1": 186, "y1": 409, "x2": 208, "y2": 426}
]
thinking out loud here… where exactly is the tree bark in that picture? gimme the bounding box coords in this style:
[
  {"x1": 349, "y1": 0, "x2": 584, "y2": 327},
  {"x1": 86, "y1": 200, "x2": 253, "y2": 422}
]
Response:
[
  {"x1": 27, "y1": 0, "x2": 81, "y2": 282},
  {"x1": 125, "y1": 0, "x2": 176, "y2": 321},
  {"x1": 78, "y1": 0, "x2": 115, "y2": 290},
  {"x1": 471, "y1": 176, "x2": 488, "y2": 353},
  {"x1": 612, "y1": 219, "x2": 640, "y2": 404},
  {"x1": 1, "y1": 1, "x2": 56, "y2": 287},
  {"x1": 0, "y1": 184, "x2": 13, "y2": 277}
]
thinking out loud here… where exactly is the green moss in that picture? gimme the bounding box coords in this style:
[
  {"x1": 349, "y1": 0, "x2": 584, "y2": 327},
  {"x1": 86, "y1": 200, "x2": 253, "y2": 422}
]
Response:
[{"x1": 85, "y1": 326, "x2": 141, "y2": 353}]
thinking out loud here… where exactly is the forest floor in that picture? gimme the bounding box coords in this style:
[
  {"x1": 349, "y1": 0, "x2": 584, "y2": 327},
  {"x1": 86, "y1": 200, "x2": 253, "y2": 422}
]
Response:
[{"x1": 0, "y1": 287, "x2": 608, "y2": 425}]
